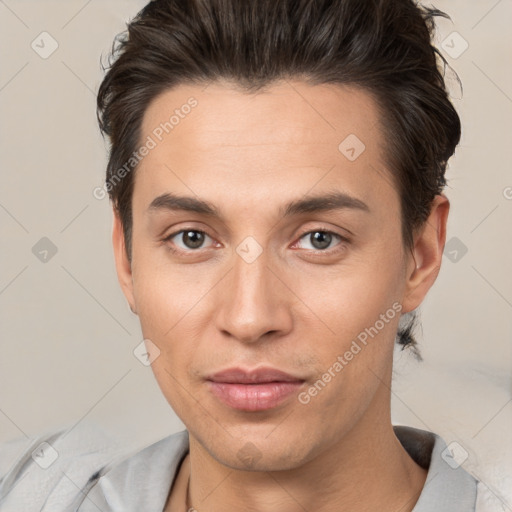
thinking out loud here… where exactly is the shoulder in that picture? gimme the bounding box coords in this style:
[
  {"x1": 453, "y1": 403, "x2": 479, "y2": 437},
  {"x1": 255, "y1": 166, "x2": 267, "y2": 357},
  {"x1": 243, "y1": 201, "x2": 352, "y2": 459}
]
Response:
[
  {"x1": 395, "y1": 425, "x2": 511, "y2": 512},
  {"x1": 475, "y1": 482, "x2": 511, "y2": 512},
  {"x1": 73, "y1": 428, "x2": 190, "y2": 511},
  {"x1": 0, "y1": 424, "x2": 189, "y2": 512},
  {"x1": 395, "y1": 425, "x2": 478, "y2": 511},
  {"x1": 0, "y1": 422, "x2": 124, "y2": 511}
]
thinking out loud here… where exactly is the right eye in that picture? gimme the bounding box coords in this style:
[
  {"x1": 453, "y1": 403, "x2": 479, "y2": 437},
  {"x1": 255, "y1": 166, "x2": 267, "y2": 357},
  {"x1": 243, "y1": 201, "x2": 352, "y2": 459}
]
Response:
[{"x1": 164, "y1": 229, "x2": 216, "y2": 252}]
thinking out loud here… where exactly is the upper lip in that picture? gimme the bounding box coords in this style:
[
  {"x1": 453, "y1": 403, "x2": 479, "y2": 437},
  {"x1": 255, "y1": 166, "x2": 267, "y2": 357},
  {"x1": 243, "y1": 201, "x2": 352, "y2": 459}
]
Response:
[{"x1": 206, "y1": 366, "x2": 305, "y2": 384}]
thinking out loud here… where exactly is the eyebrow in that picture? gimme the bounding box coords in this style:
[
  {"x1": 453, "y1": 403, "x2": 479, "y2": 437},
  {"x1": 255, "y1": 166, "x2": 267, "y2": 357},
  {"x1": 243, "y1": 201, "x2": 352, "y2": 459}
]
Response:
[
  {"x1": 281, "y1": 191, "x2": 369, "y2": 216},
  {"x1": 147, "y1": 190, "x2": 370, "y2": 219}
]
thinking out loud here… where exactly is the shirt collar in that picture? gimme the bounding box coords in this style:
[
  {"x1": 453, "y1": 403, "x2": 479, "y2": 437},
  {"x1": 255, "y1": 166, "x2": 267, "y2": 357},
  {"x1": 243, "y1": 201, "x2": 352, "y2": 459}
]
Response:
[
  {"x1": 394, "y1": 425, "x2": 478, "y2": 512},
  {"x1": 76, "y1": 426, "x2": 477, "y2": 511}
]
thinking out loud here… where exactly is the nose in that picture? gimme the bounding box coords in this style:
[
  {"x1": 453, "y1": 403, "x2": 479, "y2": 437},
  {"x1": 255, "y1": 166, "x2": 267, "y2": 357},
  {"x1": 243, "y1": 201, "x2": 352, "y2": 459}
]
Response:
[{"x1": 213, "y1": 247, "x2": 293, "y2": 344}]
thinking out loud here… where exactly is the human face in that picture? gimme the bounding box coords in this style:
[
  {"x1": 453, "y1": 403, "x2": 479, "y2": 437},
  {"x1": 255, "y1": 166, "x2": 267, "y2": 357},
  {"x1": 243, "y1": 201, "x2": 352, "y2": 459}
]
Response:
[{"x1": 115, "y1": 80, "x2": 418, "y2": 470}]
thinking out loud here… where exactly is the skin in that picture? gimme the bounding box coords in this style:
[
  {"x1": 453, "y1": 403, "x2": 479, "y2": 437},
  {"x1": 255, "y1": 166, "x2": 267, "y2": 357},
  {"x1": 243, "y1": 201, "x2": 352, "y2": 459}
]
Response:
[{"x1": 112, "y1": 80, "x2": 449, "y2": 512}]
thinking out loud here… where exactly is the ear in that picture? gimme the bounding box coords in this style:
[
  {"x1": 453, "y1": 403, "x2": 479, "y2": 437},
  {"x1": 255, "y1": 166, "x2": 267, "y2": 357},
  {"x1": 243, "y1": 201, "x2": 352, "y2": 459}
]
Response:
[
  {"x1": 112, "y1": 209, "x2": 137, "y2": 315},
  {"x1": 401, "y1": 194, "x2": 450, "y2": 314}
]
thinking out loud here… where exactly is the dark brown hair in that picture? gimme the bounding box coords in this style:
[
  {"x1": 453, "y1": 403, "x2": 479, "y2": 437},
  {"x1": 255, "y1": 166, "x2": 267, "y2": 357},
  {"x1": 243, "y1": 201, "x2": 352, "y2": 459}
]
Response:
[{"x1": 97, "y1": 0, "x2": 461, "y2": 353}]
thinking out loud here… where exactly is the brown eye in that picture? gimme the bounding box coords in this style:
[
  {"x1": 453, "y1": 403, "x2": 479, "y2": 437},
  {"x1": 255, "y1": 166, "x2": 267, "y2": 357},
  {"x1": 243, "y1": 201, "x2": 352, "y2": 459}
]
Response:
[
  {"x1": 181, "y1": 230, "x2": 206, "y2": 249},
  {"x1": 165, "y1": 230, "x2": 213, "y2": 251}
]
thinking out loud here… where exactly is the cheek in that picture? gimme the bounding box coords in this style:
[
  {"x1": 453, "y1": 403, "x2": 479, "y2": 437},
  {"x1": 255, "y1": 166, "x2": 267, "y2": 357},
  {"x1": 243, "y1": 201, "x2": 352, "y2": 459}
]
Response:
[
  {"x1": 131, "y1": 246, "x2": 207, "y2": 337},
  {"x1": 130, "y1": 251, "x2": 222, "y2": 404},
  {"x1": 291, "y1": 248, "x2": 405, "y2": 345},
  {"x1": 293, "y1": 262, "x2": 401, "y2": 437},
  {"x1": 288, "y1": 243, "x2": 405, "y2": 409},
  {"x1": 130, "y1": 257, "x2": 208, "y2": 415}
]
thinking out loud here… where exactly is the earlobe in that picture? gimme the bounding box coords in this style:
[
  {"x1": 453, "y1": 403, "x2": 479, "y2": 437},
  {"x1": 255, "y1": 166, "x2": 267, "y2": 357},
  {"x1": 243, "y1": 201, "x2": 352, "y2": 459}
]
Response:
[
  {"x1": 401, "y1": 194, "x2": 450, "y2": 314},
  {"x1": 112, "y1": 210, "x2": 137, "y2": 315}
]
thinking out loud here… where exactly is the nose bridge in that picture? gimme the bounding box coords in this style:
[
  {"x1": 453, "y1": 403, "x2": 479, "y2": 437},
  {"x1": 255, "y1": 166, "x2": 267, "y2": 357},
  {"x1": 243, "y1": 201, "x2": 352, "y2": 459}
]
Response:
[
  {"x1": 233, "y1": 250, "x2": 271, "y2": 306},
  {"x1": 214, "y1": 245, "x2": 291, "y2": 343}
]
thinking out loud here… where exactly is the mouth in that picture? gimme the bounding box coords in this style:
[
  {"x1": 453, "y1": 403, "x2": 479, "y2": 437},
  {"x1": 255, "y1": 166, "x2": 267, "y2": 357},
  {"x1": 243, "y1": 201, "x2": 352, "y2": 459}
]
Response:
[{"x1": 205, "y1": 366, "x2": 306, "y2": 411}]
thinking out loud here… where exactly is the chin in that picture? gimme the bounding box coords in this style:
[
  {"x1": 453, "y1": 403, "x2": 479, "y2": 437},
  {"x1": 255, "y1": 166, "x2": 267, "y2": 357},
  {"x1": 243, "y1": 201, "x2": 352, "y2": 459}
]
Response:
[{"x1": 202, "y1": 429, "x2": 316, "y2": 472}]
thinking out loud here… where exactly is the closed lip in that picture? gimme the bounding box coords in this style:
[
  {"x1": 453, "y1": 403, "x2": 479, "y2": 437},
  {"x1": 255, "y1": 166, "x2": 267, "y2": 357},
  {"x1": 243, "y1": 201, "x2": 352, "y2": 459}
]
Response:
[{"x1": 206, "y1": 366, "x2": 305, "y2": 384}]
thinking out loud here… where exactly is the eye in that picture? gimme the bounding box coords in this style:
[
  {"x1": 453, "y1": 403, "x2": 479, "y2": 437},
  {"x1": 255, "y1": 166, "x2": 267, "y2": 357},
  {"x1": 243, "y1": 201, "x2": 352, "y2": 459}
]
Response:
[
  {"x1": 295, "y1": 230, "x2": 346, "y2": 252},
  {"x1": 164, "y1": 229, "x2": 215, "y2": 251}
]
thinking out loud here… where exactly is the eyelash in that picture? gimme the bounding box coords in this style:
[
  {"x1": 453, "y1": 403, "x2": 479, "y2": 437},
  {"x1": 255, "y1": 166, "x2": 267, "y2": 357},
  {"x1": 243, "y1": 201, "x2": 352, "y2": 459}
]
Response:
[{"x1": 162, "y1": 228, "x2": 349, "y2": 255}]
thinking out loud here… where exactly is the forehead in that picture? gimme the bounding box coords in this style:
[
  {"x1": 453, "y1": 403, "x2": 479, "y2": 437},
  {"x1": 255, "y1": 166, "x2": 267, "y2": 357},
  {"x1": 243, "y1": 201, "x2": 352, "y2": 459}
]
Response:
[
  {"x1": 141, "y1": 79, "x2": 383, "y2": 151},
  {"x1": 135, "y1": 80, "x2": 397, "y2": 217}
]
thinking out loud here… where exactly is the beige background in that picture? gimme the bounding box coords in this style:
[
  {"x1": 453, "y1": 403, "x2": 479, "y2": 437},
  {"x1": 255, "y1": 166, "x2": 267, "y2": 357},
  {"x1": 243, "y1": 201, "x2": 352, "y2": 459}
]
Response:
[{"x1": 0, "y1": 0, "x2": 511, "y2": 506}]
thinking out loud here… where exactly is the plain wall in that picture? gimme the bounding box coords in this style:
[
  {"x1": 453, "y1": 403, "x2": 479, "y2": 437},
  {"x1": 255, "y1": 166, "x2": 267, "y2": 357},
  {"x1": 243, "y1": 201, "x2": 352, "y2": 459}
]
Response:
[{"x1": 0, "y1": 0, "x2": 511, "y2": 505}]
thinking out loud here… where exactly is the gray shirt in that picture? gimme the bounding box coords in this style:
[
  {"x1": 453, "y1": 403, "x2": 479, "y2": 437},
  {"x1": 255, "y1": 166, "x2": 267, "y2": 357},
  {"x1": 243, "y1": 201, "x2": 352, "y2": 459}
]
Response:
[{"x1": 0, "y1": 423, "x2": 500, "y2": 511}]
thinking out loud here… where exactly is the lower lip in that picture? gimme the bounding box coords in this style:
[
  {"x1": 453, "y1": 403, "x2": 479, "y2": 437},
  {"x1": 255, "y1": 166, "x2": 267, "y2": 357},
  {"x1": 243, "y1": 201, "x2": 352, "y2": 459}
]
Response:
[{"x1": 207, "y1": 381, "x2": 304, "y2": 411}]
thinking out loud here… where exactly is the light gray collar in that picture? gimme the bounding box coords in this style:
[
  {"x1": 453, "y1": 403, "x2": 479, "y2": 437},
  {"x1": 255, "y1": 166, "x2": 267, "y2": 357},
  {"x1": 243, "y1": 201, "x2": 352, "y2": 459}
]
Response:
[
  {"x1": 74, "y1": 426, "x2": 477, "y2": 511},
  {"x1": 394, "y1": 425, "x2": 478, "y2": 511}
]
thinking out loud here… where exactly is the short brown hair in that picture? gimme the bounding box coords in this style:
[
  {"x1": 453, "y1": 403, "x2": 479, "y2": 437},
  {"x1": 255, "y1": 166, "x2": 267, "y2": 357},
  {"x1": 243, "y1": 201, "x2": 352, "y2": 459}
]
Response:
[{"x1": 97, "y1": 0, "x2": 461, "y2": 353}]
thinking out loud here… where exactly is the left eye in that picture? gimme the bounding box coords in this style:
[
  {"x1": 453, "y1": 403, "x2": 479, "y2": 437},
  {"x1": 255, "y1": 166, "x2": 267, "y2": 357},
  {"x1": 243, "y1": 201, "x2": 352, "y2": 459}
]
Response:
[
  {"x1": 167, "y1": 230, "x2": 214, "y2": 250},
  {"x1": 296, "y1": 231, "x2": 343, "y2": 251}
]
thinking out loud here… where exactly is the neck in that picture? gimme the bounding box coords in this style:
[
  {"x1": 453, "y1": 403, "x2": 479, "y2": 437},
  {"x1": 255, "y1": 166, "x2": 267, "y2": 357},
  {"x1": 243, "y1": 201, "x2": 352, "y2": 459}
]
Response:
[{"x1": 181, "y1": 387, "x2": 427, "y2": 512}]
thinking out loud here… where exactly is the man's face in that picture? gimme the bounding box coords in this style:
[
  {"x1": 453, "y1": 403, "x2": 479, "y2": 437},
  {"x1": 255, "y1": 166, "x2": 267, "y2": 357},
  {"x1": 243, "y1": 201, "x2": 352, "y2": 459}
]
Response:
[{"x1": 122, "y1": 81, "x2": 415, "y2": 470}]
